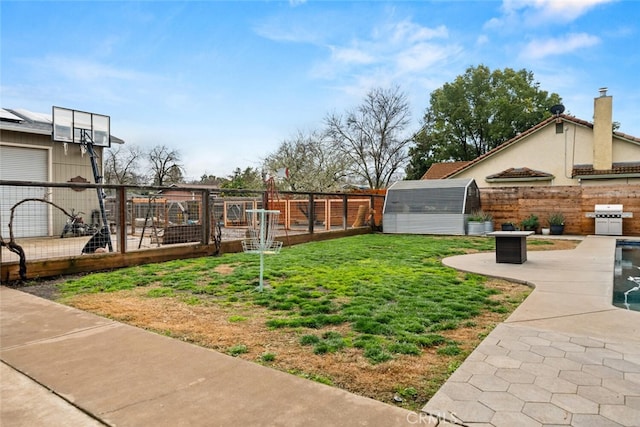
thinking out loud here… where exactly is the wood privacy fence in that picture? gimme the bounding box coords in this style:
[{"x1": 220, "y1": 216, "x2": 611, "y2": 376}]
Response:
[{"x1": 479, "y1": 185, "x2": 640, "y2": 236}]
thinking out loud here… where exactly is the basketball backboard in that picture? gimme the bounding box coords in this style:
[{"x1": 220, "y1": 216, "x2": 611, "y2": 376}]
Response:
[{"x1": 52, "y1": 106, "x2": 111, "y2": 147}]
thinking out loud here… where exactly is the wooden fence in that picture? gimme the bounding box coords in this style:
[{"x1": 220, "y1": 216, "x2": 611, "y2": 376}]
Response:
[{"x1": 480, "y1": 185, "x2": 640, "y2": 235}]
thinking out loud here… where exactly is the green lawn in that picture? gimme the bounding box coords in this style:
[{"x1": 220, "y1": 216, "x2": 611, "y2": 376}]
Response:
[{"x1": 57, "y1": 234, "x2": 524, "y2": 364}]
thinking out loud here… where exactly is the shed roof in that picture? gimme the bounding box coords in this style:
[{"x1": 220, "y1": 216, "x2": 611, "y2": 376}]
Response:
[{"x1": 389, "y1": 178, "x2": 475, "y2": 191}]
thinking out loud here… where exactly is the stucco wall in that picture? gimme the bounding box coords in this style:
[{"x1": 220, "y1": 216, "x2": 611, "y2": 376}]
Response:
[{"x1": 452, "y1": 121, "x2": 640, "y2": 188}]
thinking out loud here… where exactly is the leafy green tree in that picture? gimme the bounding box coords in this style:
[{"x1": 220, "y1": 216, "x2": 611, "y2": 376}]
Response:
[
  {"x1": 221, "y1": 167, "x2": 264, "y2": 190},
  {"x1": 325, "y1": 86, "x2": 412, "y2": 189},
  {"x1": 263, "y1": 130, "x2": 352, "y2": 192},
  {"x1": 406, "y1": 65, "x2": 562, "y2": 179}
]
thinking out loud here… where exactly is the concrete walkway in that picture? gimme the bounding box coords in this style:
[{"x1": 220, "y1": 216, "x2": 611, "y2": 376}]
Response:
[
  {"x1": 0, "y1": 287, "x2": 428, "y2": 426},
  {"x1": 423, "y1": 235, "x2": 640, "y2": 426}
]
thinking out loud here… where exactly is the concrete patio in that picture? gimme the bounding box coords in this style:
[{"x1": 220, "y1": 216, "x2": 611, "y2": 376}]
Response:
[{"x1": 423, "y1": 235, "x2": 640, "y2": 426}]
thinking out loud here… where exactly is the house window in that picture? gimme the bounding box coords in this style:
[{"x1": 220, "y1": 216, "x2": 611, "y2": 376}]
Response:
[{"x1": 555, "y1": 122, "x2": 563, "y2": 134}]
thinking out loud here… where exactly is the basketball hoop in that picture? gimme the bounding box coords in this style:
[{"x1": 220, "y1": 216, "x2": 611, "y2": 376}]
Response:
[
  {"x1": 242, "y1": 209, "x2": 283, "y2": 291},
  {"x1": 52, "y1": 106, "x2": 113, "y2": 252}
]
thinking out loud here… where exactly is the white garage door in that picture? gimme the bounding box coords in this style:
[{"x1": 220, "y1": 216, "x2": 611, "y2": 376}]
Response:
[{"x1": 0, "y1": 145, "x2": 49, "y2": 238}]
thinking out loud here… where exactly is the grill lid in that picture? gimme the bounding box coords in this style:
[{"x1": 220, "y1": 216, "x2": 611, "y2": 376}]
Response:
[{"x1": 594, "y1": 204, "x2": 623, "y2": 212}]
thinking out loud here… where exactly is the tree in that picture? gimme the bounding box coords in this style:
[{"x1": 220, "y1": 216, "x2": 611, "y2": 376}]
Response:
[
  {"x1": 406, "y1": 65, "x2": 562, "y2": 179},
  {"x1": 194, "y1": 174, "x2": 226, "y2": 187},
  {"x1": 263, "y1": 130, "x2": 352, "y2": 192},
  {"x1": 221, "y1": 167, "x2": 264, "y2": 190},
  {"x1": 103, "y1": 144, "x2": 145, "y2": 185},
  {"x1": 325, "y1": 86, "x2": 412, "y2": 189},
  {"x1": 147, "y1": 145, "x2": 184, "y2": 186}
]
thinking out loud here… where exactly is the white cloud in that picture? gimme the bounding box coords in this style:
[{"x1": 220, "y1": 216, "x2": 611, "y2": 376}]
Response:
[
  {"x1": 388, "y1": 20, "x2": 448, "y2": 44},
  {"x1": 487, "y1": 0, "x2": 616, "y2": 29},
  {"x1": 476, "y1": 35, "x2": 490, "y2": 46},
  {"x1": 520, "y1": 32, "x2": 601, "y2": 60},
  {"x1": 395, "y1": 43, "x2": 460, "y2": 73},
  {"x1": 330, "y1": 46, "x2": 375, "y2": 65},
  {"x1": 316, "y1": 18, "x2": 457, "y2": 84}
]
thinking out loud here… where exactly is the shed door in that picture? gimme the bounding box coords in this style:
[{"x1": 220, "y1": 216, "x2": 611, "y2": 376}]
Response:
[{"x1": 0, "y1": 145, "x2": 49, "y2": 237}]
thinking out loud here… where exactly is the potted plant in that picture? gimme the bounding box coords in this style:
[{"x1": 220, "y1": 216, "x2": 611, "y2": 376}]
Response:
[
  {"x1": 548, "y1": 212, "x2": 565, "y2": 235},
  {"x1": 501, "y1": 221, "x2": 517, "y2": 231},
  {"x1": 483, "y1": 211, "x2": 494, "y2": 234},
  {"x1": 467, "y1": 210, "x2": 485, "y2": 235},
  {"x1": 521, "y1": 214, "x2": 539, "y2": 233}
]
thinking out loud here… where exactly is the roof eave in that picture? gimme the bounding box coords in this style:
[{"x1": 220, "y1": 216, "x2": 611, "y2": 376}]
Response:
[
  {"x1": 575, "y1": 173, "x2": 640, "y2": 180},
  {"x1": 1, "y1": 122, "x2": 125, "y2": 144},
  {"x1": 0, "y1": 123, "x2": 51, "y2": 136},
  {"x1": 485, "y1": 176, "x2": 554, "y2": 183}
]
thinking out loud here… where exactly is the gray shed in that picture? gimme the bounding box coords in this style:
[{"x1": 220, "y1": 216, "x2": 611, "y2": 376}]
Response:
[{"x1": 383, "y1": 179, "x2": 480, "y2": 235}]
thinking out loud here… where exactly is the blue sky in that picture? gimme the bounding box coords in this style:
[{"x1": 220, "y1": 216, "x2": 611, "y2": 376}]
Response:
[{"x1": 2, "y1": 0, "x2": 639, "y2": 180}]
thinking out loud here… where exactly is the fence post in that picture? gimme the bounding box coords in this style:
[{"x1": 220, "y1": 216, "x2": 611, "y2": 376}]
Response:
[
  {"x1": 343, "y1": 194, "x2": 348, "y2": 230},
  {"x1": 118, "y1": 186, "x2": 127, "y2": 253},
  {"x1": 308, "y1": 193, "x2": 315, "y2": 234},
  {"x1": 202, "y1": 189, "x2": 210, "y2": 245}
]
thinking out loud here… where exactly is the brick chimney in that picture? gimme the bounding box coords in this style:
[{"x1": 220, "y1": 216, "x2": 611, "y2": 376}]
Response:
[{"x1": 593, "y1": 87, "x2": 613, "y2": 170}]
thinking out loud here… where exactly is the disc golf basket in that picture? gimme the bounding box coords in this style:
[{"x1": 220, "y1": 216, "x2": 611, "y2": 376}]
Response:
[{"x1": 242, "y1": 209, "x2": 283, "y2": 292}]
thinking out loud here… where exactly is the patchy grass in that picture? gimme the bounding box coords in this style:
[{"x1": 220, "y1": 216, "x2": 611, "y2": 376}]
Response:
[{"x1": 46, "y1": 234, "x2": 578, "y2": 410}]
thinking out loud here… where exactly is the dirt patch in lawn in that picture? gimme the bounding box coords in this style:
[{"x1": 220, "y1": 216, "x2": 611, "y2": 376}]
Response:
[
  {"x1": 64, "y1": 277, "x2": 519, "y2": 409},
  {"x1": 26, "y1": 239, "x2": 580, "y2": 410}
]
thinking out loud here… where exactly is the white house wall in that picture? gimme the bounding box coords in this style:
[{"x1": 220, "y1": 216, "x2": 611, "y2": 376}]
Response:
[{"x1": 452, "y1": 122, "x2": 640, "y2": 188}]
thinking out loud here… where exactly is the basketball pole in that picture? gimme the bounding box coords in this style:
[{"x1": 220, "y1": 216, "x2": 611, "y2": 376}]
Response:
[{"x1": 80, "y1": 130, "x2": 113, "y2": 252}]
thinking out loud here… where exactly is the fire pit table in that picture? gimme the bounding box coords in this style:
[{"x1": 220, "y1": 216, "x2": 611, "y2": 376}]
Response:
[{"x1": 487, "y1": 231, "x2": 535, "y2": 264}]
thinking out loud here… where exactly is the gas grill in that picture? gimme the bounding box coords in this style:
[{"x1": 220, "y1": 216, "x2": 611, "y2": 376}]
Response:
[{"x1": 585, "y1": 204, "x2": 633, "y2": 236}]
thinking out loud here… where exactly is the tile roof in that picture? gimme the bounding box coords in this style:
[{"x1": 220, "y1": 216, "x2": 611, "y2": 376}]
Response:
[
  {"x1": 421, "y1": 161, "x2": 470, "y2": 179},
  {"x1": 572, "y1": 162, "x2": 640, "y2": 177},
  {"x1": 486, "y1": 167, "x2": 554, "y2": 180},
  {"x1": 441, "y1": 114, "x2": 640, "y2": 179}
]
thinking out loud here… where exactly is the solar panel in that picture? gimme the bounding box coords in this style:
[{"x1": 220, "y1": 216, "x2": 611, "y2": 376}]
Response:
[
  {"x1": 0, "y1": 108, "x2": 24, "y2": 121},
  {"x1": 11, "y1": 108, "x2": 52, "y2": 123}
]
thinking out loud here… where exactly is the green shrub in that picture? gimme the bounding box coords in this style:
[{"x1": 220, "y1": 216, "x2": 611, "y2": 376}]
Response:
[
  {"x1": 388, "y1": 342, "x2": 421, "y2": 355},
  {"x1": 548, "y1": 212, "x2": 565, "y2": 226},
  {"x1": 363, "y1": 345, "x2": 393, "y2": 364},
  {"x1": 260, "y1": 353, "x2": 276, "y2": 362},
  {"x1": 146, "y1": 288, "x2": 174, "y2": 298},
  {"x1": 437, "y1": 344, "x2": 461, "y2": 356},
  {"x1": 300, "y1": 334, "x2": 320, "y2": 345},
  {"x1": 228, "y1": 344, "x2": 248, "y2": 356},
  {"x1": 468, "y1": 210, "x2": 485, "y2": 222},
  {"x1": 521, "y1": 214, "x2": 539, "y2": 230}
]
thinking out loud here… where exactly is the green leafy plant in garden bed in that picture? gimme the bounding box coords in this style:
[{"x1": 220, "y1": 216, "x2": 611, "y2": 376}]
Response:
[{"x1": 56, "y1": 234, "x2": 516, "y2": 363}]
